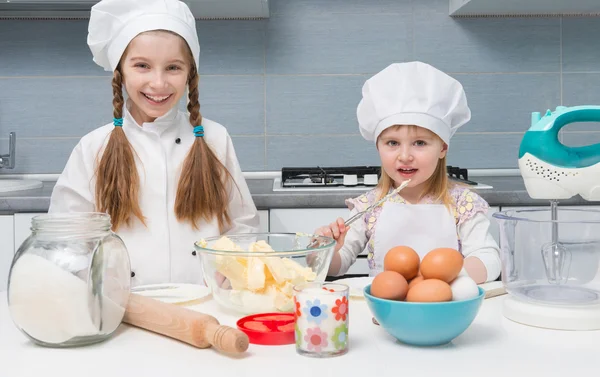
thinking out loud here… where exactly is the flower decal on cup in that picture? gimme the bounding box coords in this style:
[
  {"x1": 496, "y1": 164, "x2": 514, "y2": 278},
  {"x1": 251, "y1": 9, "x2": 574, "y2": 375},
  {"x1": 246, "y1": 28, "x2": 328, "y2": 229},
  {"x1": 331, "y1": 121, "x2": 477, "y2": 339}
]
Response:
[
  {"x1": 303, "y1": 299, "x2": 328, "y2": 325},
  {"x1": 293, "y1": 282, "x2": 349, "y2": 358},
  {"x1": 295, "y1": 324, "x2": 302, "y2": 348},
  {"x1": 332, "y1": 323, "x2": 348, "y2": 350},
  {"x1": 294, "y1": 296, "x2": 301, "y2": 317},
  {"x1": 332, "y1": 296, "x2": 348, "y2": 321},
  {"x1": 304, "y1": 327, "x2": 328, "y2": 352}
]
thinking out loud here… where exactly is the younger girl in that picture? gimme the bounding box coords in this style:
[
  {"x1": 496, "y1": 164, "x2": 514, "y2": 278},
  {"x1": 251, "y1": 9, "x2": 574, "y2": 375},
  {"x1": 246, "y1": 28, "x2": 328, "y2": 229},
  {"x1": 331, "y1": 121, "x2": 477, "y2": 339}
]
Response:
[
  {"x1": 317, "y1": 62, "x2": 501, "y2": 284},
  {"x1": 48, "y1": 0, "x2": 259, "y2": 286}
]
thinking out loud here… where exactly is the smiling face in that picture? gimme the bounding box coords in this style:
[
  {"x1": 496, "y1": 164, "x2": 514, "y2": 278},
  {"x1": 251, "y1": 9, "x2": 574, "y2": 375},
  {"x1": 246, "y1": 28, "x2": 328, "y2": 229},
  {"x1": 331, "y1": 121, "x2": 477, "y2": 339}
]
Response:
[
  {"x1": 120, "y1": 31, "x2": 191, "y2": 125},
  {"x1": 377, "y1": 125, "x2": 448, "y2": 201}
]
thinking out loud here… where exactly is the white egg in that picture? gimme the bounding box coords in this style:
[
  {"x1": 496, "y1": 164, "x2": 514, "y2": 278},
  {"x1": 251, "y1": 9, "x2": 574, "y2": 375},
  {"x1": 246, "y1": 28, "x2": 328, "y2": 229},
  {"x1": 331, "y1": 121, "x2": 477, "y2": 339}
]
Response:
[{"x1": 450, "y1": 275, "x2": 479, "y2": 301}]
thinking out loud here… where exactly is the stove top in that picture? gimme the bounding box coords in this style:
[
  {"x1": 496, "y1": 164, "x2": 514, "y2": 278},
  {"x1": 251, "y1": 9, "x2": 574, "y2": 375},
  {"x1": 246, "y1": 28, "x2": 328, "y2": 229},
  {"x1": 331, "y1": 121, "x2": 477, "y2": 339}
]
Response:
[{"x1": 272, "y1": 166, "x2": 492, "y2": 192}]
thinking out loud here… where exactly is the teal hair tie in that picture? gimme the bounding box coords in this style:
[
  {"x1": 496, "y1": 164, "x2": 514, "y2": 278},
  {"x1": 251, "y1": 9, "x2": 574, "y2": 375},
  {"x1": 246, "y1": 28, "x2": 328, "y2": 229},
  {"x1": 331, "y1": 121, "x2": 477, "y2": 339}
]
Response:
[
  {"x1": 193, "y1": 125, "x2": 204, "y2": 137},
  {"x1": 113, "y1": 118, "x2": 123, "y2": 127}
]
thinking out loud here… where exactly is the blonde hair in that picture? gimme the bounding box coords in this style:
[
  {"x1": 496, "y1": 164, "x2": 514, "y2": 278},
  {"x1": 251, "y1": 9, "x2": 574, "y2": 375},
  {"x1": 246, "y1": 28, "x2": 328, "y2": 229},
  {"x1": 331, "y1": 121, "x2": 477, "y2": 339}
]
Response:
[
  {"x1": 375, "y1": 125, "x2": 456, "y2": 210},
  {"x1": 94, "y1": 31, "x2": 236, "y2": 232}
]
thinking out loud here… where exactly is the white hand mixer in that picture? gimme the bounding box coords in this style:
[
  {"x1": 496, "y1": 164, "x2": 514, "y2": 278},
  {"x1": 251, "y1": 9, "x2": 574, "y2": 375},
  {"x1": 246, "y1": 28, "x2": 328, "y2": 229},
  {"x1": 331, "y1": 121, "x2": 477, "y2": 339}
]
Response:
[
  {"x1": 494, "y1": 105, "x2": 600, "y2": 330},
  {"x1": 519, "y1": 105, "x2": 600, "y2": 285}
]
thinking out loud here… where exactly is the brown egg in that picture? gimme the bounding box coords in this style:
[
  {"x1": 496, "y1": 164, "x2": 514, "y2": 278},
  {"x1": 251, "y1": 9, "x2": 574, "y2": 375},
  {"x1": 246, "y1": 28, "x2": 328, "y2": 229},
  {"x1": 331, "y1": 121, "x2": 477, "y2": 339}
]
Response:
[
  {"x1": 370, "y1": 271, "x2": 409, "y2": 301},
  {"x1": 383, "y1": 245, "x2": 420, "y2": 281},
  {"x1": 406, "y1": 279, "x2": 452, "y2": 302},
  {"x1": 420, "y1": 247, "x2": 464, "y2": 283},
  {"x1": 407, "y1": 275, "x2": 424, "y2": 290}
]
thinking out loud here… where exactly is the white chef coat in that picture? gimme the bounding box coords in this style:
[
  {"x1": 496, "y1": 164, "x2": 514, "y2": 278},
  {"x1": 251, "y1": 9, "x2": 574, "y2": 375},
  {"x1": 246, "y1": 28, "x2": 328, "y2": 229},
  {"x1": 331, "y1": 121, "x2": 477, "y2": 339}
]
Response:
[
  {"x1": 335, "y1": 193, "x2": 502, "y2": 283},
  {"x1": 48, "y1": 101, "x2": 260, "y2": 286}
]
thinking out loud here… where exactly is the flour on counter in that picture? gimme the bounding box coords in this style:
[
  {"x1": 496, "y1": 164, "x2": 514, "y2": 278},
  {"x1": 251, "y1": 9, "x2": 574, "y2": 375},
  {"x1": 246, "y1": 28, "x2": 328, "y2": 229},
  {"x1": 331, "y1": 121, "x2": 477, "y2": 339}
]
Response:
[{"x1": 8, "y1": 253, "x2": 126, "y2": 344}]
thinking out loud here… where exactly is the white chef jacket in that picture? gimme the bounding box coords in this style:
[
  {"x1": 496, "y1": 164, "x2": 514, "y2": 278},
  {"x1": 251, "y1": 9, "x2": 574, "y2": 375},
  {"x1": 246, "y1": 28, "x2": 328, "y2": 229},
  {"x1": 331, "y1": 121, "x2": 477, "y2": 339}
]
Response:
[
  {"x1": 335, "y1": 189, "x2": 502, "y2": 283},
  {"x1": 48, "y1": 102, "x2": 260, "y2": 286}
]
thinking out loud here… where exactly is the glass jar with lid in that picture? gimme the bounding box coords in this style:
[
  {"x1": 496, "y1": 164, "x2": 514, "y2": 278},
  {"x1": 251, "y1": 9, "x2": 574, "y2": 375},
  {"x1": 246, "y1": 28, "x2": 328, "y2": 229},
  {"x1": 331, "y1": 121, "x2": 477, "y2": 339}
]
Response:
[{"x1": 7, "y1": 212, "x2": 131, "y2": 347}]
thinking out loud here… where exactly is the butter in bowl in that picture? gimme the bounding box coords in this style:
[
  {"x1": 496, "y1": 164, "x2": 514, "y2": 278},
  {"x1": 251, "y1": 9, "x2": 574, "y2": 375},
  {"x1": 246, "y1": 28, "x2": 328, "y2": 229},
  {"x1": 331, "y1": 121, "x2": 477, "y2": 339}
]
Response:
[{"x1": 194, "y1": 233, "x2": 336, "y2": 315}]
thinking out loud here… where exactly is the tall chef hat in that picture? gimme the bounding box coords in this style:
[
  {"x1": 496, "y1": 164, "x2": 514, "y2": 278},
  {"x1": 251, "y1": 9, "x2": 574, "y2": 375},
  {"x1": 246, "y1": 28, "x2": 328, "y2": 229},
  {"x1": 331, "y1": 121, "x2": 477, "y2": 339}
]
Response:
[
  {"x1": 87, "y1": 0, "x2": 200, "y2": 72},
  {"x1": 357, "y1": 61, "x2": 471, "y2": 145}
]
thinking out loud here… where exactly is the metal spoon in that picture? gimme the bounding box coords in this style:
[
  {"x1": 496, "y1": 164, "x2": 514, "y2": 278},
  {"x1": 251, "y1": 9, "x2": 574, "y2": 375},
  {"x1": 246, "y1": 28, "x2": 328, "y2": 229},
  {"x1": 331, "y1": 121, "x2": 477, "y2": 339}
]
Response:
[{"x1": 307, "y1": 179, "x2": 411, "y2": 248}]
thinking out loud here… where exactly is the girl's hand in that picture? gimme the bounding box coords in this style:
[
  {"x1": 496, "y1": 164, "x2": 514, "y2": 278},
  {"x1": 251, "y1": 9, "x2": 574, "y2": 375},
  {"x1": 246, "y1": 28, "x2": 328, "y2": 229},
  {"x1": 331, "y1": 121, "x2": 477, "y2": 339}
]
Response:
[
  {"x1": 315, "y1": 217, "x2": 348, "y2": 253},
  {"x1": 204, "y1": 272, "x2": 230, "y2": 289}
]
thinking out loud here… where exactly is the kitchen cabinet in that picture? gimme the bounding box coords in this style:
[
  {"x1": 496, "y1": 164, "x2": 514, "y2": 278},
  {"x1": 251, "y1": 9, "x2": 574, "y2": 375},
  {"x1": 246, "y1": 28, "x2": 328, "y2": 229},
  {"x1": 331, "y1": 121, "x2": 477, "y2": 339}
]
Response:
[
  {"x1": 449, "y1": 0, "x2": 600, "y2": 17},
  {"x1": 257, "y1": 210, "x2": 269, "y2": 233},
  {"x1": 0, "y1": 215, "x2": 15, "y2": 291},
  {"x1": 269, "y1": 208, "x2": 350, "y2": 235}
]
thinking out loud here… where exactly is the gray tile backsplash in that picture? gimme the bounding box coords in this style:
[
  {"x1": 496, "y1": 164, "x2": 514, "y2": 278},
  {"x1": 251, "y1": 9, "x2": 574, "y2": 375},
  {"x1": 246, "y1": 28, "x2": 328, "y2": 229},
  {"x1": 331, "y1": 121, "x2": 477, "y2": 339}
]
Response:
[
  {"x1": 457, "y1": 73, "x2": 561, "y2": 133},
  {"x1": 413, "y1": 7, "x2": 561, "y2": 73},
  {"x1": 562, "y1": 73, "x2": 600, "y2": 132},
  {"x1": 448, "y1": 133, "x2": 524, "y2": 169},
  {"x1": 0, "y1": 77, "x2": 112, "y2": 138},
  {"x1": 1, "y1": 0, "x2": 600, "y2": 174},
  {"x1": 196, "y1": 21, "x2": 266, "y2": 75},
  {"x1": 562, "y1": 18, "x2": 600, "y2": 72},
  {"x1": 562, "y1": 132, "x2": 600, "y2": 147},
  {"x1": 0, "y1": 137, "x2": 80, "y2": 174},
  {"x1": 265, "y1": 11, "x2": 413, "y2": 74},
  {"x1": 266, "y1": 135, "x2": 379, "y2": 170},
  {"x1": 231, "y1": 136, "x2": 266, "y2": 171},
  {"x1": 0, "y1": 20, "x2": 106, "y2": 77},
  {"x1": 196, "y1": 76, "x2": 265, "y2": 135},
  {"x1": 266, "y1": 75, "x2": 367, "y2": 134},
  {"x1": 269, "y1": 0, "x2": 412, "y2": 15}
]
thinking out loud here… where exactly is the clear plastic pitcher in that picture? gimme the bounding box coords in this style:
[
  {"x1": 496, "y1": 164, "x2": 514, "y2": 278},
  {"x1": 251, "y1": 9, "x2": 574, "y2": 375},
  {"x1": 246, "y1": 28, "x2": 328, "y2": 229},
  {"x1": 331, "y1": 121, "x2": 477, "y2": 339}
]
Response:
[{"x1": 493, "y1": 207, "x2": 600, "y2": 306}]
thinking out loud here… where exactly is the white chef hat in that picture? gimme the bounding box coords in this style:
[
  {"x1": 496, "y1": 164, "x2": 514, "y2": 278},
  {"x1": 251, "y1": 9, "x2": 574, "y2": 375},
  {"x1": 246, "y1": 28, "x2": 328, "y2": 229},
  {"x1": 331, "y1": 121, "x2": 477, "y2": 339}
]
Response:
[
  {"x1": 357, "y1": 61, "x2": 471, "y2": 145},
  {"x1": 87, "y1": 0, "x2": 200, "y2": 72}
]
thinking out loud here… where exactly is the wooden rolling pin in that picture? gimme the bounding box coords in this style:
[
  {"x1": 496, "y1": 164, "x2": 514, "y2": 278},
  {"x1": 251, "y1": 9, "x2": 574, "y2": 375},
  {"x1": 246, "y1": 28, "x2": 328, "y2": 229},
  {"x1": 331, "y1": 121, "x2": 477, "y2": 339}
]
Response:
[{"x1": 123, "y1": 293, "x2": 249, "y2": 354}]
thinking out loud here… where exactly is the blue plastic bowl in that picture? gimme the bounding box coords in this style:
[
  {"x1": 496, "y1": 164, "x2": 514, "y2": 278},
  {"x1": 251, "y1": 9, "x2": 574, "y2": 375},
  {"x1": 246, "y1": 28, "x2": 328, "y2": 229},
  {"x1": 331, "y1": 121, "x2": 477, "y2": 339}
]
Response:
[{"x1": 363, "y1": 284, "x2": 485, "y2": 346}]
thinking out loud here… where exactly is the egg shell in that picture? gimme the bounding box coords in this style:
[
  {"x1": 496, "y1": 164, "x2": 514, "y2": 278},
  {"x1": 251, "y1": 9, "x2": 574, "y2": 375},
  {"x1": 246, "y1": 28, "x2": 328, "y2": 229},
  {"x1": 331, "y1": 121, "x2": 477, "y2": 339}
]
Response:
[
  {"x1": 406, "y1": 279, "x2": 452, "y2": 302},
  {"x1": 370, "y1": 271, "x2": 409, "y2": 301},
  {"x1": 420, "y1": 248, "x2": 464, "y2": 283},
  {"x1": 383, "y1": 245, "x2": 420, "y2": 281},
  {"x1": 450, "y1": 275, "x2": 479, "y2": 301},
  {"x1": 407, "y1": 275, "x2": 424, "y2": 290}
]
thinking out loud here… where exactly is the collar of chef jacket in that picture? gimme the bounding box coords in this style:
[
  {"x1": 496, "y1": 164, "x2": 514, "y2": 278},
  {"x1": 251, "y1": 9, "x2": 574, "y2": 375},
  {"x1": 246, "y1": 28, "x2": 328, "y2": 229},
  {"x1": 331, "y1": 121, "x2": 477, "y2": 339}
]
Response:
[{"x1": 123, "y1": 98, "x2": 181, "y2": 137}]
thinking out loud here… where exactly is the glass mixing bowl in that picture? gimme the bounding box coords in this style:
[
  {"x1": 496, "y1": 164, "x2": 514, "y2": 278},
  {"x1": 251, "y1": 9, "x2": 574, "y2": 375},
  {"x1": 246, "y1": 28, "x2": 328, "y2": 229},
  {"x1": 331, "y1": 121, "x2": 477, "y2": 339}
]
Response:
[
  {"x1": 194, "y1": 233, "x2": 336, "y2": 315},
  {"x1": 493, "y1": 207, "x2": 600, "y2": 306}
]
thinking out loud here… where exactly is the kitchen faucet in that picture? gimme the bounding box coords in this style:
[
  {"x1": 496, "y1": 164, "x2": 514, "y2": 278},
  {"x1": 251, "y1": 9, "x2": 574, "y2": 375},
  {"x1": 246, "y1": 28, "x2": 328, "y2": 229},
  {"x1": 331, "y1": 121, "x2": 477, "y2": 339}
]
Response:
[{"x1": 0, "y1": 132, "x2": 16, "y2": 169}]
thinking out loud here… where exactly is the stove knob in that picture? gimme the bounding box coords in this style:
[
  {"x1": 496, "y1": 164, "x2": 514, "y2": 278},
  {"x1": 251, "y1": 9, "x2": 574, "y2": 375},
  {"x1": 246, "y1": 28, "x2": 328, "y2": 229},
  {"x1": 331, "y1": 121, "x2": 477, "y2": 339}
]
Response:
[
  {"x1": 364, "y1": 174, "x2": 378, "y2": 186},
  {"x1": 343, "y1": 174, "x2": 358, "y2": 186}
]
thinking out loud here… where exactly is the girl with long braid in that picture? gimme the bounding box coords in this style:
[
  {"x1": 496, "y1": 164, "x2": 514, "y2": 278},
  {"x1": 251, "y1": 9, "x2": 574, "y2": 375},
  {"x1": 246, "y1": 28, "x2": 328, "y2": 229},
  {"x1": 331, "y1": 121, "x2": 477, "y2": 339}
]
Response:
[{"x1": 49, "y1": 0, "x2": 259, "y2": 286}]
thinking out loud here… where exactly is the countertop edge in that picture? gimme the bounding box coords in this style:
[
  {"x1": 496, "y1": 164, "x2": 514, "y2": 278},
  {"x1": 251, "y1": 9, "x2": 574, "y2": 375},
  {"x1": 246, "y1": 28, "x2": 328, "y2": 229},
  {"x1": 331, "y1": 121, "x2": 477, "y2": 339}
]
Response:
[{"x1": 2, "y1": 176, "x2": 600, "y2": 214}]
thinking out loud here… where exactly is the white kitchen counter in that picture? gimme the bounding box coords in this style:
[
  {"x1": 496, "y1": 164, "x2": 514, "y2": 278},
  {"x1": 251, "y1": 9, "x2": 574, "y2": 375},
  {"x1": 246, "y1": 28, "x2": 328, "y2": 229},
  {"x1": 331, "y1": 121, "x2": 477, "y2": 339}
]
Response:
[{"x1": 1, "y1": 291, "x2": 598, "y2": 377}]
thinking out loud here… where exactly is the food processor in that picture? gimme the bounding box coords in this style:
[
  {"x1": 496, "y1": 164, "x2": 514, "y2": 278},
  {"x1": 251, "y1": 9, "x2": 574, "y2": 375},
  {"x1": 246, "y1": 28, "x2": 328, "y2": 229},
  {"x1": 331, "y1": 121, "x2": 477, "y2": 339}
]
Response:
[{"x1": 493, "y1": 105, "x2": 600, "y2": 330}]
